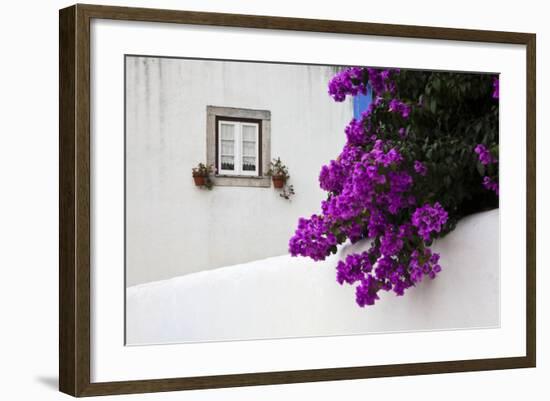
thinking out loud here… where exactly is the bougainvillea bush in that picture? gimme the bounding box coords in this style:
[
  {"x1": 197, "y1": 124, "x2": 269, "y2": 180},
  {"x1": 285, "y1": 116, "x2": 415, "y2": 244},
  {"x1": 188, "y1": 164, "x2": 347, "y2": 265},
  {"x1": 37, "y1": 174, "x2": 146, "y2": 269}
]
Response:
[{"x1": 289, "y1": 67, "x2": 499, "y2": 307}]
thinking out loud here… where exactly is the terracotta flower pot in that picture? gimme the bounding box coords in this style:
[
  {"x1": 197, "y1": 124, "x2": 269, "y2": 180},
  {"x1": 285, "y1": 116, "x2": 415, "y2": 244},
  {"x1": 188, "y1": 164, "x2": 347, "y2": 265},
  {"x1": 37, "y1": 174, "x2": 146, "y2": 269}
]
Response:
[
  {"x1": 193, "y1": 175, "x2": 207, "y2": 187},
  {"x1": 272, "y1": 175, "x2": 286, "y2": 189}
]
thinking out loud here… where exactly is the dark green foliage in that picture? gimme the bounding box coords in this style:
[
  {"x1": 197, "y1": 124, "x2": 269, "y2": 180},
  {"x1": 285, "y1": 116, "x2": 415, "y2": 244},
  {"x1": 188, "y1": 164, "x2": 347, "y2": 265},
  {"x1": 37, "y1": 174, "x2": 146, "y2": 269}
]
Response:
[{"x1": 373, "y1": 70, "x2": 499, "y2": 236}]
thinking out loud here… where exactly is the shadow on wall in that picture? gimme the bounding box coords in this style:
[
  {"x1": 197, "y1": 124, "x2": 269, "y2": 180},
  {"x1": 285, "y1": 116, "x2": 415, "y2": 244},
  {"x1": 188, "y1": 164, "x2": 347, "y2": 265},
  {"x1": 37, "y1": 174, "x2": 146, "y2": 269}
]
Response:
[{"x1": 34, "y1": 376, "x2": 58, "y2": 391}]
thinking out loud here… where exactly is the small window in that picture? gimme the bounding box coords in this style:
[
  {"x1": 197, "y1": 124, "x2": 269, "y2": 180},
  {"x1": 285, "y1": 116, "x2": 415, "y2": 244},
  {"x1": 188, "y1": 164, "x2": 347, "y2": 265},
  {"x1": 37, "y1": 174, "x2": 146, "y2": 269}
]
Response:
[
  {"x1": 217, "y1": 119, "x2": 260, "y2": 176},
  {"x1": 206, "y1": 106, "x2": 271, "y2": 188}
]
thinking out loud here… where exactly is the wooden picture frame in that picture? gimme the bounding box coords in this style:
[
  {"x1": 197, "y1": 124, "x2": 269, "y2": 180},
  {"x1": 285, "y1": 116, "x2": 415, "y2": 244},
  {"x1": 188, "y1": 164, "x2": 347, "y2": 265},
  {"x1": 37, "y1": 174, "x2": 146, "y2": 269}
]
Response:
[{"x1": 59, "y1": 3, "x2": 536, "y2": 397}]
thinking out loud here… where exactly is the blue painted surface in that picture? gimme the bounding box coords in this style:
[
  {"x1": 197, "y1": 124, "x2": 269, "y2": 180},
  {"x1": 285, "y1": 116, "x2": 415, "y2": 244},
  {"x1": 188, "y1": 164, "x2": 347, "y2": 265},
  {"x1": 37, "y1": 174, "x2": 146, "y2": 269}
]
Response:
[{"x1": 353, "y1": 87, "x2": 372, "y2": 119}]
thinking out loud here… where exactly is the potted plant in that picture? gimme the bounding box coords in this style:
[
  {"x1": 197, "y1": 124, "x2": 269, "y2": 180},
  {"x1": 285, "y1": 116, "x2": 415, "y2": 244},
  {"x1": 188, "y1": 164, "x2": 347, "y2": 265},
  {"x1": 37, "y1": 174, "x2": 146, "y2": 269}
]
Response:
[
  {"x1": 191, "y1": 163, "x2": 215, "y2": 189},
  {"x1": 266, "y1": 157, "x2": 290, "y2": 189}
]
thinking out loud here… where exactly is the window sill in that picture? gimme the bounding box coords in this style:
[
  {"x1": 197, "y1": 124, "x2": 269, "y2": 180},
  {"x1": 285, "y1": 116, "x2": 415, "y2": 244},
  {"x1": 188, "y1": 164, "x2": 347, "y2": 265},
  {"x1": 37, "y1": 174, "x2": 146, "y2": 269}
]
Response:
[{"x1": 212, "y1": 175, "x2": 271, "y2": 188}]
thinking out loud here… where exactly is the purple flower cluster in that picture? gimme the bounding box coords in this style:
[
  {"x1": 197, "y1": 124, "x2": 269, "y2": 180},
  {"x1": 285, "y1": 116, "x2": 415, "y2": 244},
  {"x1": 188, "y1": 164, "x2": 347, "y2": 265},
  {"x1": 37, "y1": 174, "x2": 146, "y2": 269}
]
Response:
[
  {"x1": 411, "y1": 203, "x2": 449, "y2": 242},
  {"x1": 474, "y1": 144, "x2": 499, "y2": 195},
  {"x1": 336, "y1": 251, "x2": 373, "y2": 285},
  {"x1": 289, "y1": 66, "x2": 485, "y2": 308},
  {"x1": 388, "y1": 99, "x2": 411, "y2": 118},
  {"x1": 319, "y1": 144, "x2": 410, "y2": 223},
  {"x1": 367, "y1": 68, "x2": 399, "y2": 96},
  {"x1": 328, "y1": 67, "x2": 400, "y2": 102},
  {"x1": 333, "y1": 217, "x2": 445, "y2": 305},
  {"x1": 409, "y1": 248, "x2": 442, "y2": 282},
  {"x1": 344, "y1": 118, "x2": 367, "y2": 145},
  {"x1": 414, "y1": 160, "x2": 428, "y2": 176},
  {"x1": 288, "y1": 215, "x2": 336, "y2": 261},
  {"x1": 474, "y1": 144, "x2": 495, "y2": 165},
  {"x1": 290, "y1": 135, "x2": 447, "y2": 305},
  {"x1": 319, "y1": 159, "x2": 347, "y2": 194},
  {"x1": 482, "y1": 176, "x2": 499, "y2": 195},
  {"x1": 355, "y1": 275, "x2": 382, "y2": 306},
  {"x1": 328, "y1": 67, "x2": 367, "y2": 102}
]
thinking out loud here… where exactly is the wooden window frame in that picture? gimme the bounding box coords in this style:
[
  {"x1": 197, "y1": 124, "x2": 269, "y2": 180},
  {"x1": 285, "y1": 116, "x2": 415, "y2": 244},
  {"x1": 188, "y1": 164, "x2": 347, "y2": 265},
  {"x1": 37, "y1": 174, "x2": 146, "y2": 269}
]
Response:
[{"x1": 216, "y1": 117, "x2": 262, "y2": 177}]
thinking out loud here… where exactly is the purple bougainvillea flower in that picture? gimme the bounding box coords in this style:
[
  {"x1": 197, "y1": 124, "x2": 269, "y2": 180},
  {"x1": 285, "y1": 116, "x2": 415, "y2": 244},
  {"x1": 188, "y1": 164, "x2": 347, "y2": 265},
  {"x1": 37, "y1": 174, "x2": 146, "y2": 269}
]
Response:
[
  {"x1": 336, "y1": 251, "x2": 373, "y2": 285},
  {"x1": 319, "y1": 159, "x2": 347, "y2": 194},
  {"x1": 414, "y1": 160, "x2": 428, "y2": 176},
  {"x1": 292, "y1": 66, "x2": 497, "y2": 308},
  {"x1": 355, "y1": 276, "x2": 381, "y2": 307},
  {"x1": 474, "y1": 145, "x2": 499, "y2": 194},
  {"x1": 411, "y1": 202, "x2": 449, "y2": 242},
  {"x1": 483, "y1": 176, "x2": 499, "y2": 195},
  {"x1": 474, "y1": 144, "x2": 495, "y2": 165},
  {"x1": 288, "y1": 214, "x2": 337, "y2": 261},
  {"x1": 388, "y1": 99, "x2": 411, "y2": 118},
  {"x1": 344, "y1": 118, "x2": 368, "y2": 145},
  {"x1": 328, "y1": 67, "x2": 367, "y2": 102}
]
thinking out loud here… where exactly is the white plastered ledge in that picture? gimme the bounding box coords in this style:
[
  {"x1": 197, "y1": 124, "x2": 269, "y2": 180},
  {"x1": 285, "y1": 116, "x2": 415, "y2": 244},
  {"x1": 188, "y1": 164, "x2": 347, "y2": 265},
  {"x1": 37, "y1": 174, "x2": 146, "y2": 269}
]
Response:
[{"x1": 126, "y1": 209, "x2": 499, "y2": 345}]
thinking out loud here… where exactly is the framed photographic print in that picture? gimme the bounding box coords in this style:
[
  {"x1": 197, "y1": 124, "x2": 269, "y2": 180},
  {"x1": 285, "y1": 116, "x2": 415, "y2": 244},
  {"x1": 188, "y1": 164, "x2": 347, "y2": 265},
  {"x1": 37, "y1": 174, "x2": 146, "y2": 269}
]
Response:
[{"x1": 59, "y1": 4, "x2": 536, "y2": 397}]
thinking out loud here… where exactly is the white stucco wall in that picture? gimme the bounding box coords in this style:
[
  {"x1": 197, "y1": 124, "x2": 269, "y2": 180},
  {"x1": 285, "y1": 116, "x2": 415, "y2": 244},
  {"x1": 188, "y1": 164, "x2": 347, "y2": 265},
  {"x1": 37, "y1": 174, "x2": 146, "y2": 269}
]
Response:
[
  {"x1": 126, "y1": 210, "x2": 499, "y2": 345},
  {"x1": 125, "y1": 57, "x2": 353, "y2": 286}
]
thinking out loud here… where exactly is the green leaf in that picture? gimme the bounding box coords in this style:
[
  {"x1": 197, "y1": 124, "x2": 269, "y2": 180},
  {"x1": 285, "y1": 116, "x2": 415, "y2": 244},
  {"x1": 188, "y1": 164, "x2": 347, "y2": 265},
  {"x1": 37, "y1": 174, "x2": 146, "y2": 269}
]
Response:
[
  {"x1": 433, "y1": 77, "x2": 441, "y2": 91},
  {"x1": 476, "y1": 162, "x2": 486, "y2": 176},
  {"x1": 430, "y1": 98, "x2": 437, "y2": 113}
]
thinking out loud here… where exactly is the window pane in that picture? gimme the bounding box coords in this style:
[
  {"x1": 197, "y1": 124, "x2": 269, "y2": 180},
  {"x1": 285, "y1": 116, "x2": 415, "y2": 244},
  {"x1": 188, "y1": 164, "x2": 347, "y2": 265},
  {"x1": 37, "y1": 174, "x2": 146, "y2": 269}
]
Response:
[
  {"x1": 221, "y1": 155, "x2": 235, "y2": 171},
  {"x1": 242, "y1": 156, "x2": 256, "y2": 172},
  {"x1": 221, "y1": 140, "x2": 234, "y2": 156},
  {"x1": 219, "y1": 122, "x2": 235, "y2": 171},
  {"x1": 242, "y1": 124, "x2": 256, "y2": 142},
  {"x1": 241, "y1": 124, "x2": 257, "y2": 173},
  {"x1": 220, "y1": 123, "x2": 235, "y2": 140},
  {"x1": 242, "y1": 125, "x2": 257, "y2": 161},
  {"x1": 242, "y1": 141, "x2": 256, "y2": 157}
]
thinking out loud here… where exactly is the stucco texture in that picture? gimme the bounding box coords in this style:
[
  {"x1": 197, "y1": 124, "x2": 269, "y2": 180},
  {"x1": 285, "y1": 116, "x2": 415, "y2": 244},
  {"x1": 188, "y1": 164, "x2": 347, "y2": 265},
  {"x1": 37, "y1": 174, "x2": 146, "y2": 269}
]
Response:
[
  {"x1": 125, "y1": 56, "x2": 352, "y2": 286},
  {"x1": 126, "y1": 210, "x2": 499, "y2": 345}
]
